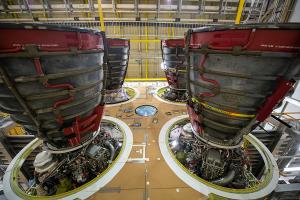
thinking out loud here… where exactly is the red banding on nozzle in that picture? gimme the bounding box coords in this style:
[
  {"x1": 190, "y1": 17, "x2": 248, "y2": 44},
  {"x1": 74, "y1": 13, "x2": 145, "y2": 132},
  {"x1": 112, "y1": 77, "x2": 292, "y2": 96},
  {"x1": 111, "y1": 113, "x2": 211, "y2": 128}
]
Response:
[
  {"x1": 162, "y1": 39, "x2": 185, "y2": 48},
  {"x1": 256, "y1": 79, "x2": 295, "y2": 122},
  {"x1": 63, "y1": 105, "x2": 105, "y2": 146}
]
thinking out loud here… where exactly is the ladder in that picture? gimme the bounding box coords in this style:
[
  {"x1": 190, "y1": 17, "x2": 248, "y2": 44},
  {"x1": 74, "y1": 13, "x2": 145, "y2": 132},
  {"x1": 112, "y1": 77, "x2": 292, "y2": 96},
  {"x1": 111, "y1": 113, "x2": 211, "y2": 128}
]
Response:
[{"x1": 243, "y1": 0, "x2": 269, "y2": 23}]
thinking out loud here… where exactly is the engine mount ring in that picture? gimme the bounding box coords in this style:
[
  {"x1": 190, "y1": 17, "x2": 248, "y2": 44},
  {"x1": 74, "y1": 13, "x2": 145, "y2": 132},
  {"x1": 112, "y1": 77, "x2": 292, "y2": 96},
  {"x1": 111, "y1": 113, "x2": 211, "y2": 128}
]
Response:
[
  {"x1": 153, "y1": 86, "x2": 187, "y2": 106},
  {"x1": 3, "y1": 116, "x2": 133, "y2": 200},
  {"x1": 159, "y1": 115, "x2": 279, "y2": 200}
]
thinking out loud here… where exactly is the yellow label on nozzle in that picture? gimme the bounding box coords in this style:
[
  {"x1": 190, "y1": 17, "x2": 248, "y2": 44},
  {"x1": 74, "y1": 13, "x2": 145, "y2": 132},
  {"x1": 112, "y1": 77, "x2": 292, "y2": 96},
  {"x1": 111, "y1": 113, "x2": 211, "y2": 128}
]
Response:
[{"x1": 191, "y1": 98, "x2": 255, "y2": 118}]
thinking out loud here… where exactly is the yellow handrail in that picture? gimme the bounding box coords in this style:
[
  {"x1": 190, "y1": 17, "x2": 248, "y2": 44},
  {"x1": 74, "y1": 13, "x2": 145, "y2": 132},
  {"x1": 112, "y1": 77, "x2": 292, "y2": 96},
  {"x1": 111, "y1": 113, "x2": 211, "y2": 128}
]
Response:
[
  {"x1": 97, "y1": 0, "x2": 105, "y2": 32},
  {"x1": 235, "y1": 0, "x2": 245, "y2": 24},
  {"x1": 145, "y1": 25, "x2": 149, "y2": 79}
]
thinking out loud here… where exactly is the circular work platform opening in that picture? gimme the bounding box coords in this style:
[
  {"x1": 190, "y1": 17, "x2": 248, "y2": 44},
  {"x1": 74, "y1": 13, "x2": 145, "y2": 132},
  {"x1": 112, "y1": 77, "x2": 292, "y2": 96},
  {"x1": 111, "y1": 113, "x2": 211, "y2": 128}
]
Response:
[
  {"x1": 105, "y1": 87, "x2": 139, "y2": 107},
  {"x1": 135, "y1": 105, "x2": 158, "y2": 117},
  {"x1": 4, "y1": 116, "x2": 133, "y2": 200},
  {"x1": 153, "y1": 86, "x2": 187, "y2": 106},
  {"x1": 159, "y1": 115, "x2": 279, "y2": 200}
]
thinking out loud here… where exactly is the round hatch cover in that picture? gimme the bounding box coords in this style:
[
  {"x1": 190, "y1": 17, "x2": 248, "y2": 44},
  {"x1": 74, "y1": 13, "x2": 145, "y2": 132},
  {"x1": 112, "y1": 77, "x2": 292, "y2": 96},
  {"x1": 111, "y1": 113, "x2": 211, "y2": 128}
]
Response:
[{"x1": 135, "y1": 105, "x2": 158, "y2": 117}]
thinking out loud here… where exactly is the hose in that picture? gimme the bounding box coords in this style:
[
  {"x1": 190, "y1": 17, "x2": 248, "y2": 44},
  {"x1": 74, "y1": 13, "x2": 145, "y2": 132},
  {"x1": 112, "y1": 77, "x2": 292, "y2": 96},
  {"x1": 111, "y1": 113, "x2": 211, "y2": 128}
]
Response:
[
  {"x1": 105, "y1": 140, "x2": 116, "y2": 162},
  {"x1": 211, "y1": 169, "x2": 235, "y2": 186}
]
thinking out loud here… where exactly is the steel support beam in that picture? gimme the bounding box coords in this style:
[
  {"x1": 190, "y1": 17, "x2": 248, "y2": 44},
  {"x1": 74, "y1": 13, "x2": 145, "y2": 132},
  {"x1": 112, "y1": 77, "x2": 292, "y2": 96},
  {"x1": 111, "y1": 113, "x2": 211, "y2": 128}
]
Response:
[
  {"x1": 177, "y1": 0, "x2": 182, "y2": 18},
  {"x1": 88, "y1": 0, "x2": 94, "y2": 12},
  {"x1": 134, "y1": 0, "x2": 139, "y2": 18},
  {"x1": 112, "y1": 0, "x2": 116, "y2": 13},
  {"x1": 156, "y1": 0, "x2": 160, "y2": 19},
  {"x1": 219, "y1": 0, "x2": 224, "y2": 14},
  {"x1": 23, "y1": 0, "x2": 33, "y2": 17}
]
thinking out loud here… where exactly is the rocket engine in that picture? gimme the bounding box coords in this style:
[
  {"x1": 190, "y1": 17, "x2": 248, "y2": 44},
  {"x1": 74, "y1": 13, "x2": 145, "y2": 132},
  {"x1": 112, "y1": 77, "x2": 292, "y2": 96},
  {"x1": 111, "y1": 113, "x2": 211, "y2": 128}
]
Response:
[
  {"x1": 104, "y1": 38, "x2": 130, "y2": 104},
  {"x1": 0, "y1": 23, "x2": 123, "y2": 196},
  {"x1": 0, "y1": 23, "x2": 105, "y2": 149},
  {"x1": 167, "y1": 24, "x2": 300, "y2": 189},
  {"x1": 161, "y1": 39, "x2": 187, "y2": 102}
]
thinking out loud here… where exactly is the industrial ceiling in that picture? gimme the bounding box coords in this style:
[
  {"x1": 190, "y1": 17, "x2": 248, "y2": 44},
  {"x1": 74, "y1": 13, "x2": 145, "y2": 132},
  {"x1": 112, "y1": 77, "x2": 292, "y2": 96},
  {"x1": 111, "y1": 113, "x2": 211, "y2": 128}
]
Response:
[{"x1": 0, "y1": 0, "x2": 295, "y2": 79}]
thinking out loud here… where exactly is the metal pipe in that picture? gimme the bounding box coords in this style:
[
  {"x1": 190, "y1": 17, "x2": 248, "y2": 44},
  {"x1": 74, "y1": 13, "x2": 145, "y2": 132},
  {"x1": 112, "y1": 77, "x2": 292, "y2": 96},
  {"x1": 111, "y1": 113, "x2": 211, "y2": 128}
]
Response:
[
  {"x1": 211, "y1": 169, "x2": 235, "y2": 186},
  {"x1": 104, "y1": 140, "x2": 116, "y2": 162},
  {"x1": 235, "y1": 0, "x2": 245, "y2": 24}
]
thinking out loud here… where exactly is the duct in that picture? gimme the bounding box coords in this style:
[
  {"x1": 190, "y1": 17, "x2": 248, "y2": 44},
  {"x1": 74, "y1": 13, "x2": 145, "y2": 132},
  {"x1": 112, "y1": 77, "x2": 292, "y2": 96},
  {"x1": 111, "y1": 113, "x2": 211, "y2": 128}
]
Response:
[
  {"x1": 211, "y1": 169, "x2": 235, "y2": 186},
  {"x1": 105, "y1": 140, "x2": 116, "y2": 162}
]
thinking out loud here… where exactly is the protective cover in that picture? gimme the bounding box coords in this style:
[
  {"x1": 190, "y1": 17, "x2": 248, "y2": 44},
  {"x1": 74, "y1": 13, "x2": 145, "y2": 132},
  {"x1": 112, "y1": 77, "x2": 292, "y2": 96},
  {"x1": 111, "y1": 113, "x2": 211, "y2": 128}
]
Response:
[
  {"x1": 186, "y1": 24, "x2": 300, "y2": 147},
  {"x1": 0, "y1": 23, "x2": 105, "y2": 149}
]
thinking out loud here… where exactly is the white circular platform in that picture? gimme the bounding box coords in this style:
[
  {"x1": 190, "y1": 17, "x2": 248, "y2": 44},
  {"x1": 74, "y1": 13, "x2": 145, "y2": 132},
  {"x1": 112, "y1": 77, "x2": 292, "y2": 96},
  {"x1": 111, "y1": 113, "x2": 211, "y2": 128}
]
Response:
[
  {"x1": 4, "y1": 116, "x2": 133, "y2": 200},
  {"x1": 153, "y1": 86, "x2": 186, "y2": 106},
  {"x1": 105, "y1": 87, "x2": 140, "y2": 107},
  {"x1": 159, "y1": 115, "x2": 279, "y2": 200}
]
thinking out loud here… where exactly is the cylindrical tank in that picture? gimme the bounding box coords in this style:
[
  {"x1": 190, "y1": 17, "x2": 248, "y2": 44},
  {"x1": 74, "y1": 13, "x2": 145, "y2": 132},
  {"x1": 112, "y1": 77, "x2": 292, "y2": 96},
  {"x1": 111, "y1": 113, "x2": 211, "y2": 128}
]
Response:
[
  {"x1": 186, "y1": 24, "x2": 300, "y2": 148},
  {"x1": 161, "y1": 39, "x2": 186, "y2": 92},
  {"x1": 106, "y1": 38, "x2": 130, "y2": 91},
  {"x1": 0, "y1": 23, "x2": 105, "y2": 150}
]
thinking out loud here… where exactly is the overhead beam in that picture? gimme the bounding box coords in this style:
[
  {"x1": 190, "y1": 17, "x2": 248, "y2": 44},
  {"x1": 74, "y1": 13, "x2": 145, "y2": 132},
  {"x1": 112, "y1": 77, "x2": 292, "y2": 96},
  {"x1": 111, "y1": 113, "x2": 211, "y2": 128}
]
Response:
[
  {"x1": 0, "y1": 4, "x2": 245, "y2": 12},
  {"x1": 0, "y1": 17, "x2": 235, "y2": 23}
]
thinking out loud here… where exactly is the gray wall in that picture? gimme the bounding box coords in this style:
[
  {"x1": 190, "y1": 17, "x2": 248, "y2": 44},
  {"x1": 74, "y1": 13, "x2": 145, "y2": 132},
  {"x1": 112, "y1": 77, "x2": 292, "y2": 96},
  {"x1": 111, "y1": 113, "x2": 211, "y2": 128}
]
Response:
[{"x1": 289, "y1": 0, "x2": 300, "y2": 22}]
